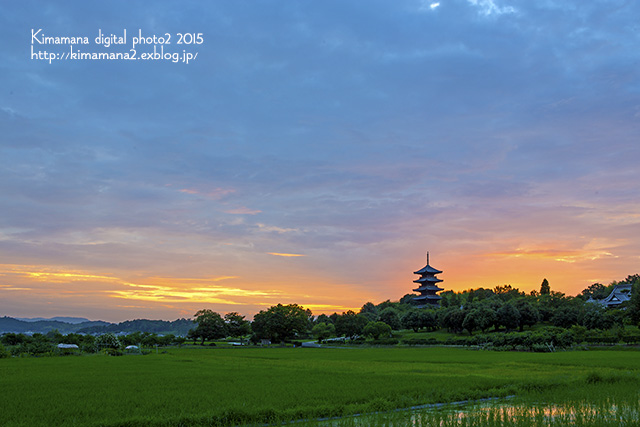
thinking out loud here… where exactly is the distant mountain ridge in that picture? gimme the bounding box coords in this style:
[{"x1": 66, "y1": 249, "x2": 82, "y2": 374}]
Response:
[
  {"x1": 0, "y1": 317, "x2": 110, "y2": 334},
  {"x1": 0, "y1": 316, "x2": 193, "y2": 336},
  {"x1": 15, "y1": 316, "x2": 91, "y2": 324},
  {"x1": 76, "y1": 318, "x2": 193, "y2": 336}
]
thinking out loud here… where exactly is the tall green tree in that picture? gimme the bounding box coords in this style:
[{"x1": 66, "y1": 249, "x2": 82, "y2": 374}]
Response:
[
  {"x1": 540, "y1": 278, "x2": 551, "y2": 295},
  {"x1": 379, "y1": 307, "x2": 401, "y2": 330},
  {"x1": 473, "y1": 305, "x2": 497, "y2": 333},
  {"x1": 224, "y1": 312, "x2": 251, "y2": 339},
  {"x1": 312, "y1": 322, "x2": 335, "y2": 343},
  {"x1": 251, "y1": 304, "x2": 312, "y2": 344},
  {"x1": 335, "y1": 310, "x2": 368, "y2": 338},
  {"x1": 579, "y1": 283, "x2": 607, "y2": 300},
  {"x1": 193, "y1": 309, "x2": 227, "y2": 345},
  {"x1": 628, "y1": 282, "x2": 640, "y2": 326},
  {"x1": 401, "y1": 309, "x2": 436, "y2": 332},
  {"x1": 515, "y1": 300, "x2": 540, "y2": 331},
  {"x1": 359, "y1": 302, "x2": 379, "y2": 322},
  {"x1": 497, "y1": 302, "x2": 521, "y2": 331}
]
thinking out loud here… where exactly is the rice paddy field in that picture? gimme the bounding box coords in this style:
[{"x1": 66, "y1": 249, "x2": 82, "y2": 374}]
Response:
[{"x1": 0, "y1": 346, "x2": 639, "y2": 426}]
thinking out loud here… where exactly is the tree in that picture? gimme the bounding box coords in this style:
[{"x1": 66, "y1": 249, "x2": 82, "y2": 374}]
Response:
[
  {"x1": 1, "y1": 333, "x2": 26, "y2": 346},
  {"x1": 193, "y1": 309, "x2": 227, "y2": 345},
  {"x1": 439, "y1": 290, "x2": 460, "y2": 308},
  {"x1": 335, "y1": 310, "x2": 368, "y2": 338},
  {"x1": 401, "y1": 309, "x2": 436, "y2": 332},
  {"x1": 187, "y1": 328, "x2": 198, "y2": 345},
  {"x1": 251, "y1": 304, "x2": 312, "y2": 344},
  {"x1": 315, "y1": 314, "x2": 333, "y2": 325},
  {"x1": 540, "y1": 278, "x2": 550, "y2": 295},
  {"x1": 497, "y1": 303, "x2": 521, "y2": 331},
  {"x1": 473, "y1": 305, "x2": 497, "y2": 333},
  {"x1": 628, "y1": 282, "x2": 640, "y2": 326},
  {"x1": 224, "y1": 312, "x2": 251, "y2": 339},
  {"x1": 312, "y1": 322, "x2": 335, "y2": 343},
  {"x1": 379, "y1": 307, "x2": 402, "y2": 330},
  {"x1": 551, "y1": 306, "x2": 579, "y2": 328},
  {"x1": 399, "y1": 294, "x2": 415, "y2": 305},
  {"x1": 359, "y1": 302, "x2": 379, "y2": 322},
  {"x1": 0, "y1": 343, "x2": 9, "y2": 359},
  {"x1": 579, "y1": 283, "x2": 608, "y2": 300},
  {"x1": 439, "y1": 307, "x2": 465, "y2": 333},
  {"x1": 96, "y1": 333, "x2": 120, "y2": 350},
  {"x1": 462, "y1": 309, "x2": 479, "y2": 335},
  {"x1": 515, "y1": 300, "x2": 540, "y2": 331},
  {"x1": 581, "y1": 305, "x2": 611, "y2": 330},
  {"x1": 363, "y1": 321, "x2": 392, "y2": 340},
  {"x1": 493, "y1": 285, "x2": 523, "y2": 301}
]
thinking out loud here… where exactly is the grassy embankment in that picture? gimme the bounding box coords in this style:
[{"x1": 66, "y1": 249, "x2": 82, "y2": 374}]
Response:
[{"x1": 0, "y1": 346, "x2": 639, "y2": 426}]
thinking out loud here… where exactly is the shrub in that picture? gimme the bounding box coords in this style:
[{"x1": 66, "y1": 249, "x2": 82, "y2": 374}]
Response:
[
  {"x1": 0, "y1": 343, "x2": 10, "y2": 358},
  {"x1": 402, "y1": 337, "x2": 438, "y2": 345},
  {"x1": 372, "y1": 338, "x2": 399, "y2": 346},
  {"x1": 363, "y1": 321, "x2": 392, "y2": 340},
  {"x1": 96, "y1": 333, "x2": 121, "y2": 350},
  {"x1": 10, "y1": 341, "x2": 53, "y2": 357}
]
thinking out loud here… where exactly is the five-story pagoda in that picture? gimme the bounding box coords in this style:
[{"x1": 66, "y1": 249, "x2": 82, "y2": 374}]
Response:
[{"x1": 412, "y1": 252, "x2": 444, "y2": 307}]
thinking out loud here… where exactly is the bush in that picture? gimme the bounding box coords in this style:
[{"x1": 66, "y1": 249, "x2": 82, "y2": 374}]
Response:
[
  {"x1": 10, "y1": 341, "x2": 53, "y2": 357},
  {"x1": 363, "y1": 321, "x2": 392, "y2": 340},
  {"x1": 402, "y1": 337, "x2": 438, "y2": 345},
  {"x1": 621, "y1": 335, "x2": 640, "y2": 344},
  {"x1": 0, "y1": 343, "x2": 10, "y2": 358},
  {"x1": 104, "y1": 348, "x2": 123, "y2": 356},
  {"x1": 96, "y1": 333, "x2": 121, "y2": 350},
  {"x1": 372, "y1": 338, "x2": 399, "y2": 346},
  {"x1": 531, "y1": 343, "x2": 553, "y2": 353},
  {"x1": 81, "y1": 342, "x2": 97, "y2": 353}
]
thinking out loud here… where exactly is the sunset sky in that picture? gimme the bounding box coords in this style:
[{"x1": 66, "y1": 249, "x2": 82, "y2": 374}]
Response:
[{"x1": 1, "y1": 1, "x2": 639, "y2": 322}]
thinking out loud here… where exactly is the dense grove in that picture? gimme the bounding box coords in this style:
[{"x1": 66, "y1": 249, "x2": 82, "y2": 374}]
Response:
[{"x1": 1, "y1": 275, "x2": 639, "y2": 357}]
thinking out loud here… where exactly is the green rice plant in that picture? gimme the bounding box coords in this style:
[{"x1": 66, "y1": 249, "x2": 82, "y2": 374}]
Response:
[{"x1": 0, "y1": 347, "x2": 639, "y2": 426}]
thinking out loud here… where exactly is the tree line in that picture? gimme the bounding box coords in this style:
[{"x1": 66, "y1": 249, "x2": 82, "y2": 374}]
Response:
[
  {"x1": 2, "y1": 274, "x2": 639, "y2": 357},
  {"x1": 189, "y1": 274, "x2": 640, "y2": 344}
]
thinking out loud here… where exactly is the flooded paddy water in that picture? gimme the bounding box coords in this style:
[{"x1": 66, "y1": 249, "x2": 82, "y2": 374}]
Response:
[{"x1": 292, "y1": 398, "x2": 640, "y2": 426}]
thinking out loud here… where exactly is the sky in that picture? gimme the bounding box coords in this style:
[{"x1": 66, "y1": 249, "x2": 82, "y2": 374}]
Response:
[{"x1": 1, "y1": 0, "x2": 639, "y2": 322}]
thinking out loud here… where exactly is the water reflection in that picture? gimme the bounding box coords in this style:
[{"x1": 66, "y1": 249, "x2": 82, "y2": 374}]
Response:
[{"x1": 297, "y1": 399, "x2": 640, "y2": 426}]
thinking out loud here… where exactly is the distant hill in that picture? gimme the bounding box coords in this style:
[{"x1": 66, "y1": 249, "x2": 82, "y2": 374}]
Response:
[
  {"x1": 0, "y1": 317, "x2": 110, "y2": 334},
  {"x1": 76, "y1": 318, "x2": 194, "y2": 336},
  {"x1": 15, "y1": 316, "x2": 91, "y2": 324},
  {"x1": 0, "y1": 316, "x2": 193, "y2": 336}
]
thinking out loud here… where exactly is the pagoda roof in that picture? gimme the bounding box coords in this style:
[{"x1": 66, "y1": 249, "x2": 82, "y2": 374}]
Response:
[
  {"x1": 413, "y1": 285, "x2": 444, "y2": 292},
  {"x1": 413, "y1": 276, "x2": 443, "y2": 284},
  {"x1": 413, "y1": 264, "x2": 442, "y2": 275},
  {"x1": 413, "y1": 294, "x2": 442, "y2": 301}
]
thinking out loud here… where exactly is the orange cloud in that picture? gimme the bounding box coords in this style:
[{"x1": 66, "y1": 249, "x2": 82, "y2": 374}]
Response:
[
  {"x1": 0, "y1": 264, "x2": 123, "y2": 283},
  {"x1": 486, "y1": 248, "x2": 617, "y2": 263},
  {"x1": 268, "y1": 252, "x2": 305, "y2": 257}
]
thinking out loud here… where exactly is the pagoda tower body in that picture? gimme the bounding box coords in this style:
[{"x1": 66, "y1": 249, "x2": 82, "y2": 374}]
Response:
[{"x1": 412, "y1": 252, "x2": 444, "y2": 307}]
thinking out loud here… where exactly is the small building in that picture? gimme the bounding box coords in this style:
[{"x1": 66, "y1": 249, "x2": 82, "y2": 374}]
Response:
[
  {"x1": 57, "y1": 343, "x2": 80, "y2": 355},
  {"x1": 412, "y1": 252, "x2": 444, "y2": 308},
  {"x1": 597, "y1": 284, "x2": 632, "y2": 308},
  {"x1": 57, "y1": 344, "x2": 79, "y2": 349}
]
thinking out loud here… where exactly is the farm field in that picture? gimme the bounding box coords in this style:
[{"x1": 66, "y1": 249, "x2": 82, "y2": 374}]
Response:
[{"x1": 1, "y1": 346, "x2": 639, "y2": 426}]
